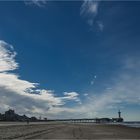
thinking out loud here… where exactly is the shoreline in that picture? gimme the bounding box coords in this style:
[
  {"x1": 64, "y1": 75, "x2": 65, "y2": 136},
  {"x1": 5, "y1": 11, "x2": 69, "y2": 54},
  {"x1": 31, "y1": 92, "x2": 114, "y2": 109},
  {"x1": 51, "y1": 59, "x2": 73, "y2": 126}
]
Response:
[{"x1": 0, "y1": 121, "x2": 140, "y2": 128}]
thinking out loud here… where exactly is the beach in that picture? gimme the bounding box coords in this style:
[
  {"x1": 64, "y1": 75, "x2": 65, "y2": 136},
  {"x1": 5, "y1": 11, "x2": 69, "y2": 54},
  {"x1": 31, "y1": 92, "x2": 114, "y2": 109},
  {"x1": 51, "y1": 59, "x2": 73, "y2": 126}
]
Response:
[{"x1": 0, "y1": 122, "x2": 140, "y2": 139}]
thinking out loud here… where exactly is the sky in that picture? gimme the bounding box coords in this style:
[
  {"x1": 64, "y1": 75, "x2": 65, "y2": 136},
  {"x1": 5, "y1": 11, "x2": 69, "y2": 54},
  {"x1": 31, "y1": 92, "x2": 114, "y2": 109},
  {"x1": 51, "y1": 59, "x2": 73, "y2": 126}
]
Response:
[{"x1": 0, "y1": 0, "x2": 140, "y2": 121}]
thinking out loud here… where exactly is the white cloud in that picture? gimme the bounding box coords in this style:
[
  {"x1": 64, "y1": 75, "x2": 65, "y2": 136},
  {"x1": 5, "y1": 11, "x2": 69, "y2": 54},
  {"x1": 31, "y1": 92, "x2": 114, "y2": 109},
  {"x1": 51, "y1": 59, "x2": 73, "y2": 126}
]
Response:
[
  {"x1": 84, "y1": 93, "x2": 88, "y2": 96},
  {"x1": 48, "y1": 56, "x2": 140, "y2": 120},
  {"x1": 90, "y1": 75, "x2": 97, "y2": 85},
  {"x1": 80, "y1": 0, "x2": 98, "y2": 18},
  {"x1": 75, "y1": 56, "x2": 140, "y2": 120},
  {"x1": 97, "y1": 21, "x2": 104, "y2": 31},
  {"x1": 80, "y1": 0, "x2": 104, "y2": 31},
  {"x1": 0, "y1": 40, "x2": 140, "y2": 120},
  {"x1": 24, "y1": 0, "x2": 47, "y2": 7},
  {"x1": 0, "y1": 40, "x2": 81, "y2": 118},
  {"x1": 63, "y1": 92, "x2": 81, "y2": 104},
  {"x1": 0, "y1": 41, "x2": 18, "y2": 72},
  {"x1": 63, "y1": 92, "x2": 79, "y2": 99},
  {"x1": 90, "y1": 80, "x2": 94, "y2": 85}
]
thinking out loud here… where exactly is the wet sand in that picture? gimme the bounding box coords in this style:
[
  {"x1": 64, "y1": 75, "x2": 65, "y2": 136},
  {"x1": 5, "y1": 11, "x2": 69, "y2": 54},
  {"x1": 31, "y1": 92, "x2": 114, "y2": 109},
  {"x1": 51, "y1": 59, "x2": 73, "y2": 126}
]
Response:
[{"x1": 0, "y1": 122, "x2": 140, "y2": 139}]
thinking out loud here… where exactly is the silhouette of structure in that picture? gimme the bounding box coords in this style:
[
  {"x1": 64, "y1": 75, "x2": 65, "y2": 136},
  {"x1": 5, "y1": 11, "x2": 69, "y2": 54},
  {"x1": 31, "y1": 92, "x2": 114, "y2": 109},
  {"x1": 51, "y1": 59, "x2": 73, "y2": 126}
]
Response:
[
  {"x1": 118, "y1": 110, "x2": 121, "y2": 118},
  {"x1": 0, "y1": 109, "x2": 123, "y2": 123},
  {"x1": 0, "y1": 109, "x2": 38, "y2": 122},
  {"x1": 112, "y1": 110, "x2": 123, "y2": 123},
  {"x1": 48, "y1": 110, "x2": 124, "y2": 123}
]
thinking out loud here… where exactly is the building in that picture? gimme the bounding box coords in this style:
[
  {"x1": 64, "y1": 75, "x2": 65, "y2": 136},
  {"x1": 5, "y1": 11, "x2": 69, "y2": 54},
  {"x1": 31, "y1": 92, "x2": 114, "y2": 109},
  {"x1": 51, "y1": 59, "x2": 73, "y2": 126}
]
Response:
[
  {"x1": 112, "y1": 110, "x2": 124, "y2": 122},
  {"x1": 0, "y1": 109, "x2": 37, "y2": 122}
]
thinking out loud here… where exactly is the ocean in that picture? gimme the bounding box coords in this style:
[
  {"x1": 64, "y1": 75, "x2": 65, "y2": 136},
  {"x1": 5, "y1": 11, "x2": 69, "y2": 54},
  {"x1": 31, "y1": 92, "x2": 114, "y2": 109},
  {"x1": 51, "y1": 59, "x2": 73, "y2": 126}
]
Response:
[{"x1": 122, "y1": 121, "x2": 140, "y2": 128}]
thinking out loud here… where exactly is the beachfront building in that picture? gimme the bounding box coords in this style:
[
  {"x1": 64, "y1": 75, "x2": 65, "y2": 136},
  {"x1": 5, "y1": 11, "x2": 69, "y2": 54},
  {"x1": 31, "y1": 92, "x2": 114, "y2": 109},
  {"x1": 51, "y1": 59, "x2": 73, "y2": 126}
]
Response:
[{"x1": 0, "y1": 109, "x2": 38, "y2": 122}]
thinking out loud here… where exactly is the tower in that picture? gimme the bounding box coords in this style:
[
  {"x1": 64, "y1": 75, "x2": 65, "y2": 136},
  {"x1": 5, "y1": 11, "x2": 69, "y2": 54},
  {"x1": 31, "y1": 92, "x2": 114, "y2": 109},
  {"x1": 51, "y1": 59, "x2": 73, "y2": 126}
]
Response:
[{"x1": 118, "y1": 110, "x2": 121, "y2": 118}]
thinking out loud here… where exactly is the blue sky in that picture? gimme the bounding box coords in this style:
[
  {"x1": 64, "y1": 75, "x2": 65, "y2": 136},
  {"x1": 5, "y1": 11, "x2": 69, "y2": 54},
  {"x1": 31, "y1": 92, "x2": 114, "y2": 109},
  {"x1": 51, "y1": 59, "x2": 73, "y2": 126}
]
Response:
[{"x1": 0, "y1": 1, "x2": 140, "y2": 121}]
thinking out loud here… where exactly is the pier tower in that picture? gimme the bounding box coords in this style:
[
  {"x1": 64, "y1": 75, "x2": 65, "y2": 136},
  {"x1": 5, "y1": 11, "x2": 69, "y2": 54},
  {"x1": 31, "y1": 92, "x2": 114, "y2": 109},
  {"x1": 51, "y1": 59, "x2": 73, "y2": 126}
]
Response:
[{"x1": 118, "y1": 110, "x2": 121, "y2": 118}]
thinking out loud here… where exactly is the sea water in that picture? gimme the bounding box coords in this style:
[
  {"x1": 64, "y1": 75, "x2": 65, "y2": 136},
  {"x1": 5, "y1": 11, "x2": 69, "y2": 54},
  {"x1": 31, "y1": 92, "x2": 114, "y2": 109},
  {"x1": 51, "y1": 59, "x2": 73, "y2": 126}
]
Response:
[{"x1": 122, "y1": 122, "x2": 140, "y2": 128}]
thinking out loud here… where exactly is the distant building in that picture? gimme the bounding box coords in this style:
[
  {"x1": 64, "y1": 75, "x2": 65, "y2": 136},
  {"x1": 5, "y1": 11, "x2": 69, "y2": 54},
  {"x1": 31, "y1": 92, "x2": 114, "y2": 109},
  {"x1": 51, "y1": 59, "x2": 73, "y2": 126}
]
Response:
[
  {"x1": 112, "y1": 110, "x2": 123, "y2": 122},
  {"x1": 95, "y1": 118, "x2": 112, "y2": 123},
  {"x1": 95, "y1": 110, "x2": 124, "y2": 123},
  {"x1": 0, "y1": 113, "x2": 2, "y2": 120},
  {"x1": 30, "y1": 117, "x2": 38, "y2": 121},
  {"x1": 0, "y1": 109, "x2": 39, "y2": 122},
  {"x1": 44, "y1": 118, "x2": 47, "y2": 121},
  {"x1": 4, "y1": 109, "x2": 18, "y2": 121}
]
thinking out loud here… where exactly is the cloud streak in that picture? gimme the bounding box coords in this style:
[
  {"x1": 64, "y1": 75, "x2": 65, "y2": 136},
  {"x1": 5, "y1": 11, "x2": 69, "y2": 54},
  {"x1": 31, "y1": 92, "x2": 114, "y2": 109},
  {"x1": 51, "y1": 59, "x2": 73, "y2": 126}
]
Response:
[
  {"x1": 0, "y1": 41, "x2": 18, "y2": 72},
  {"x1": 24, "y1": 0, "x2": 47, "y2": 7},
  {"x1": 80, "y1": 0, "x2": 99, "y2": 18},
  {"x1": 73, "y1": 56, "x2": 140, "y2": 119},
  {"x1": 80, "y1": 0, "x2": 103, "y2": 31}
]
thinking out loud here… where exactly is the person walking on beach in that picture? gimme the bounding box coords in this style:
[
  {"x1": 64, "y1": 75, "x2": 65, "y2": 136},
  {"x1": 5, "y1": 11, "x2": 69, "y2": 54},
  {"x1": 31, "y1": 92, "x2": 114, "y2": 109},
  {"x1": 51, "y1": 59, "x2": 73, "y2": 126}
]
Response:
[{"x1": 27, "y1": 119, "x2": 29, "y2": 125}]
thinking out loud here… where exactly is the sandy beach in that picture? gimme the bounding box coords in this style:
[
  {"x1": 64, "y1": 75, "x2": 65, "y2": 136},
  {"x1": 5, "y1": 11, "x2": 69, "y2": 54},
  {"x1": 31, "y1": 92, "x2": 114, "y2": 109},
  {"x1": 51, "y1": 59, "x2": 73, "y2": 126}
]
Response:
[{"x1": 0, "y1": 122, "x2": 140, "y2": 139}]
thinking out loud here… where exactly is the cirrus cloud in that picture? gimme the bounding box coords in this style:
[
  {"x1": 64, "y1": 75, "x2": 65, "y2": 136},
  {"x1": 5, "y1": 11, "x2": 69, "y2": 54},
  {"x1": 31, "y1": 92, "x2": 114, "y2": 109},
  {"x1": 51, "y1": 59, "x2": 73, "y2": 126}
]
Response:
[
  {"x1": 80, "y1": 0, "x2": 104, "y2": 31},
  {"x1": 24, "y1": 0, "x2": 47, "y2": 7}
]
